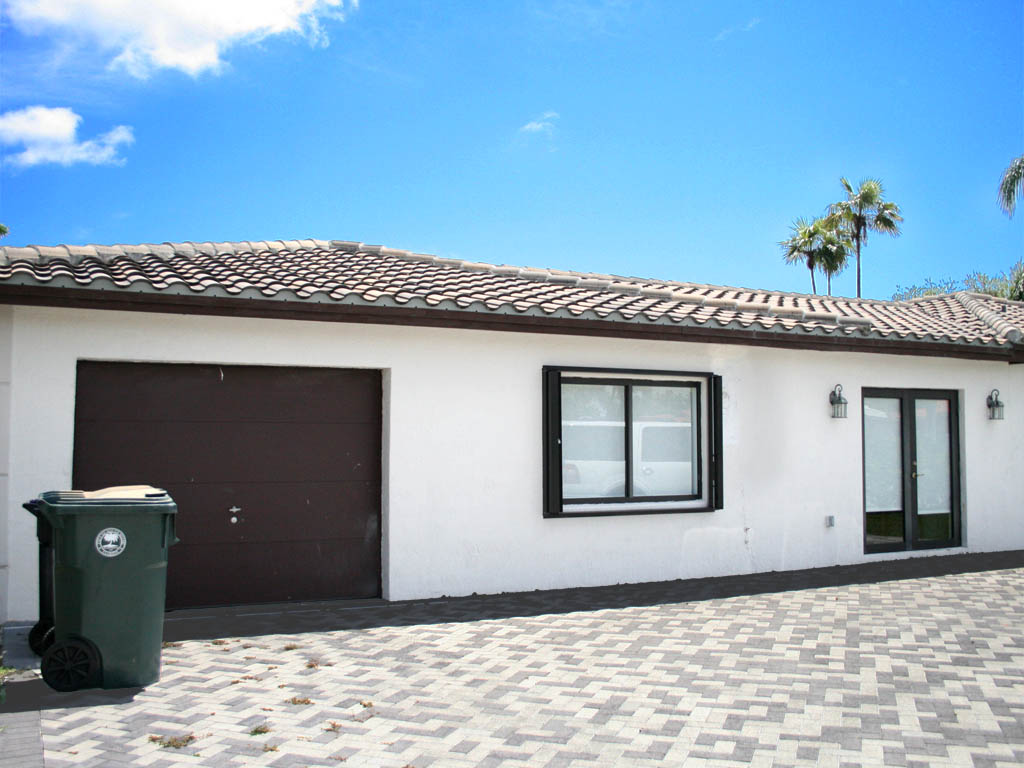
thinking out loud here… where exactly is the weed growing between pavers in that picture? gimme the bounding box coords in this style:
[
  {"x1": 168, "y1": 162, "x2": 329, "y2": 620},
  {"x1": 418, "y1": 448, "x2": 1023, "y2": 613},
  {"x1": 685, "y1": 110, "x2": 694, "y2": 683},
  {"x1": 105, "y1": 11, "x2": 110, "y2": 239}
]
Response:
[
  {"x1": 104, "y1": 638, "x2": 398, "y2": 764},
  {"x1": 0, "y1": 632, "x2": 36, "y2": 704},
  {"x1": 0, "y1": 662, "x2": 13, "y2": 704},
  {"x1": 148, "y1": 733, "x2": 196, "y2": 749}
]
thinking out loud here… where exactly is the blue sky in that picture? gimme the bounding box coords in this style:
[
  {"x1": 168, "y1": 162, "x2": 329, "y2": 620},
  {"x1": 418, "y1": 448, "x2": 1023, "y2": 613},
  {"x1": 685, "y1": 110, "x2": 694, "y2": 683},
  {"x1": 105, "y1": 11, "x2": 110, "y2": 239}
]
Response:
[{"x1": 1, "y1": 0, "x2": 1021, "y2": 299}]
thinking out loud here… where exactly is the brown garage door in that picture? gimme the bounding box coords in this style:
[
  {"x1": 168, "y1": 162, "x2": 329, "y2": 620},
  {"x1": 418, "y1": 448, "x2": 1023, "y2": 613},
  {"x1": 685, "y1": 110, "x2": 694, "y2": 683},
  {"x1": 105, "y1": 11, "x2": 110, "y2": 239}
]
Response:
[{"x1": 73, "y1": 361, "x2": 382, "y2": 609}]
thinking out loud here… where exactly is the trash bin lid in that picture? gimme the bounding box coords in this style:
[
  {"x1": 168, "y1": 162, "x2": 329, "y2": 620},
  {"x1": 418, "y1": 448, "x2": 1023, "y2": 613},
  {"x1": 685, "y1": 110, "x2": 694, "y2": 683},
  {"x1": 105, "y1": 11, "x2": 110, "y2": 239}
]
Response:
[
  {"x1": 79, "y1": 485, "x2": 167, "y2": 500},
  {"x1": 39, "y1": 485, "x2": 175, "y2": 508}
]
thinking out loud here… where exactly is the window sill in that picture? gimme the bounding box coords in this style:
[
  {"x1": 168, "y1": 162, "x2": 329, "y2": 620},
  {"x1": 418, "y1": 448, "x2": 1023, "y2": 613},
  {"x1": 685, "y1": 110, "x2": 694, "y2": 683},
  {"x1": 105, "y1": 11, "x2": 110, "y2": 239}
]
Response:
[
  {"x1": 545, "y1": 505, "x2": 717, "y2": 519},
  {"x1": 863, "y1": 543, "x2": 965, "y2": 556}
]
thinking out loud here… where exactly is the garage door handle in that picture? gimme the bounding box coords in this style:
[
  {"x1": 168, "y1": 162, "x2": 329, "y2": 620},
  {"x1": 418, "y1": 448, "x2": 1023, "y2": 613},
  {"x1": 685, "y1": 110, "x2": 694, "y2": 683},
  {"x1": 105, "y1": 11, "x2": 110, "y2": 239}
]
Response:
[{"x1": 229, "y1": 505, "x2": 241, "y2": 523}]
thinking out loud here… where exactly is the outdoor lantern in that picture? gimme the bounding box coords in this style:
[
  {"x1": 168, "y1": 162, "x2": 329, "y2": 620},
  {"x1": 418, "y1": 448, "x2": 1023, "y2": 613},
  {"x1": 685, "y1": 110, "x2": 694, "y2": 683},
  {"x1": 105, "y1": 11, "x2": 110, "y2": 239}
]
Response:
[
  {"x1": 987, "y1": 389, "x2": 1005, "y2": 420},
  {"x1": 829, "y1": 384, "x2": 848, "y2": 419}
]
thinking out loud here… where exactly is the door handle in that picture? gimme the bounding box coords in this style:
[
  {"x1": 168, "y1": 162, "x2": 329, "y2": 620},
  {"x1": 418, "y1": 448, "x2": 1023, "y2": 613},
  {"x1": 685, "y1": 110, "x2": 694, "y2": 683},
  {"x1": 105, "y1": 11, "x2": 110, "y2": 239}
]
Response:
[{"x1": 912, "y1": 472, "x2": 925, "y2": 479}]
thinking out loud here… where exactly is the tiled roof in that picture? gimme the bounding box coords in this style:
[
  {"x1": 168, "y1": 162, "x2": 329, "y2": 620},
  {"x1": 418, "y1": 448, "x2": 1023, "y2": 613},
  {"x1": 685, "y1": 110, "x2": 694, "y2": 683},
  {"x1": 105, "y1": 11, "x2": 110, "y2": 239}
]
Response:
[{"x1": 0, "y1": 239, "x2": 1021, "y2": 358}]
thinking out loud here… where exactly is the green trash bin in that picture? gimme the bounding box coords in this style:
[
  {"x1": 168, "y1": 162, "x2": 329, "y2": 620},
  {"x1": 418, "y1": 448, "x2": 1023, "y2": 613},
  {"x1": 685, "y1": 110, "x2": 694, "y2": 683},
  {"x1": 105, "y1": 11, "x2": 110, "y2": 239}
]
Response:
[{"x1": 23, "y1": 486, "x2": 178, "y2": 692}]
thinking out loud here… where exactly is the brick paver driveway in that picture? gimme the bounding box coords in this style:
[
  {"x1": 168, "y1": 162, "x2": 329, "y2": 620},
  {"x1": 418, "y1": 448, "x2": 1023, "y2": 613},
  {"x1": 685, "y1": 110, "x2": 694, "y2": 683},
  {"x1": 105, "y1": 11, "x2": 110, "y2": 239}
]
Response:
[{"x1": 2, "y1": 557, "x2": 1023, "y2": 767}]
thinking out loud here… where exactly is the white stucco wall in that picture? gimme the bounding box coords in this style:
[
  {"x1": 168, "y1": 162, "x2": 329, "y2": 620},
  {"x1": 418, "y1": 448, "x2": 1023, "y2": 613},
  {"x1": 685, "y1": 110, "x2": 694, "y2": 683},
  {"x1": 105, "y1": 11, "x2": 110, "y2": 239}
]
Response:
[
  {"x1": 2, "y1": 305, "x2": 1021, "y2": 622},
  {"x1": 0, "y1": 307, "x2": 12, "y2": 620}
]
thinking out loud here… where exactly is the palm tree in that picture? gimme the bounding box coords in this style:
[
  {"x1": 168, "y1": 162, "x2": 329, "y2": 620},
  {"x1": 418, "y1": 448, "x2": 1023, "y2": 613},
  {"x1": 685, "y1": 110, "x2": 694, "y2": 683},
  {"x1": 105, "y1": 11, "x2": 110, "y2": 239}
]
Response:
[
  {"x1": 781, "y1": 217, "x2": 852, "y2": 296},
  {"x1": 780, "y1": 218, "x2": 822, "y2": 293},
  {"x1": 999, "y1": 155, "x2": 1024, "y2": 217},
  {"x1": 815, "y1": 220, "x2": 852, "y2": 296},
  {"x1": 830, "y1": 178, "x2": 903, "y2": 298}
]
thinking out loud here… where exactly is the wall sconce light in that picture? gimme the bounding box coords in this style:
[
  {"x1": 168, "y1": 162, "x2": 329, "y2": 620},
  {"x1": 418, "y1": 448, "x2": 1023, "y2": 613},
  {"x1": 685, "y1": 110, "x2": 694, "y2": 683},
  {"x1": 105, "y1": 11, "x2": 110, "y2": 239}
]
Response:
[
  {"x1": 829, "y1": 384, "x2": 847, "y2": 419},
  {"x1": 987, "y1": 389, "x2": 1004, "y2": 420}
]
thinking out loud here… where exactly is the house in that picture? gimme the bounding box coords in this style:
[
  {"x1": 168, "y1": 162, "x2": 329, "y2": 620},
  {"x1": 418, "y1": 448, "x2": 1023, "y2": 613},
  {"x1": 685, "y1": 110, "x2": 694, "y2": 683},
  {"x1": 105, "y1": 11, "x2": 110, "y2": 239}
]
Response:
[{"x1": 0, "y1": 238, "x2": 1020, "y2": 622}]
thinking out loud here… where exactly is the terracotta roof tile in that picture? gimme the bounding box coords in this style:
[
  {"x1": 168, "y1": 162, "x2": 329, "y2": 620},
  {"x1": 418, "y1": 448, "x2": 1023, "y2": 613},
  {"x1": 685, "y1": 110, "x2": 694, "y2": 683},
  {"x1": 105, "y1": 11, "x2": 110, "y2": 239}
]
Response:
[{"x1": 0, "y1": 239, "x2": 1021, "y2": 355}]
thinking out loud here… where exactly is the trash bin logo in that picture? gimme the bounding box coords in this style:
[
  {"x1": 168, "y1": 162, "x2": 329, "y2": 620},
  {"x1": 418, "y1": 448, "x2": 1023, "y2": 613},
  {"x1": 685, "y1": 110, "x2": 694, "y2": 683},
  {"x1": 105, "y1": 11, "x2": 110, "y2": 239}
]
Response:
[{"x1": 95, "y1": 527, "x2": 127, "y2": 558}]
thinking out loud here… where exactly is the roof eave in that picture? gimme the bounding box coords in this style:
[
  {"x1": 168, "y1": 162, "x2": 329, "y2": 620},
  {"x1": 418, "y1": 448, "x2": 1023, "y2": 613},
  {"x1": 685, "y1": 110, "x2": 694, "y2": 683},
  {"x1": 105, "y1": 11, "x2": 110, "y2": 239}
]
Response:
[{"x1": 0, "y1": 283, "x2": 1016, "y2": 364}]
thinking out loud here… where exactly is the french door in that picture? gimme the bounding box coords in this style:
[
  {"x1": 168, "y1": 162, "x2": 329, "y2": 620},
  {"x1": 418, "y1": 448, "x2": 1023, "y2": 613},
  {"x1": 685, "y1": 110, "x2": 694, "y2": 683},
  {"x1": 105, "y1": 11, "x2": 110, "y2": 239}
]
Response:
[{"x1": 862, "y1": 389, "x2": 961, "y2": 553}]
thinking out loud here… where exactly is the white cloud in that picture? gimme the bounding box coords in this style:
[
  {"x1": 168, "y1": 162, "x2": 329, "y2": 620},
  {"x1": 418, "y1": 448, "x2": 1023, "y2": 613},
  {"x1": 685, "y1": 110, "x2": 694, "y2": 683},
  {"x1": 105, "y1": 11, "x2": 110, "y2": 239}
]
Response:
[
  {"x1": 519, "y1": 111, "x2": 560, "y2": 135},
  {"x1": 714, "y1": 17, "x2": 760, "y2": 43},
  {"x1": 6, "y1": 0, "x2": 357, "y2": 78},
  {"x1": 0, "y1": 106, "x2": 134, "y2": 167}
]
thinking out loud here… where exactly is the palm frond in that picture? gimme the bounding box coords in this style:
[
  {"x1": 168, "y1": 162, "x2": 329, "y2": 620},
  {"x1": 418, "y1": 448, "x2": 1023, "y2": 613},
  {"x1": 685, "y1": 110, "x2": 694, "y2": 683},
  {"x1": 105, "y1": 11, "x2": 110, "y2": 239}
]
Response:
[
  {"x1": 815, "y1": 221, "x2": 851, "y2": 278},
  {"x1": 860, "y1": 178, "x2": 884, "y2": 199},
  {"x1": 872, "y1": 202, "x2": 903, "y2": 237},
  {"x1": 828, "y1": 201, "x2": 863, "y2": 242},
  {"x1": 820, "y1": 210, "x2": 846, "y2": 230},
  {"x1": 780, "y1": 217, "x2": 823, "y2": 292},
  {"x1": 999, "y1": 155, "x2": 1024, "y2": 216}
]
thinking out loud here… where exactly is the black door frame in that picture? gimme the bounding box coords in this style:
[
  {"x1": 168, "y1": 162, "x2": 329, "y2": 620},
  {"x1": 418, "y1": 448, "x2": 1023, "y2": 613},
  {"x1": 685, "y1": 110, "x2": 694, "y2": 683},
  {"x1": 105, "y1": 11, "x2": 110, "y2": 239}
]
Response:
[{"x1": 861, "y1": 387, "x2": 962, "y2": 554}]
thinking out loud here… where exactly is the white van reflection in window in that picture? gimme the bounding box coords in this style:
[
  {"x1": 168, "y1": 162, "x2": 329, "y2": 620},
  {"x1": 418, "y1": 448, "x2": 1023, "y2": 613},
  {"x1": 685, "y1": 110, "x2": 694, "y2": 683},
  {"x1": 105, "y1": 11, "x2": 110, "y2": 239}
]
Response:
[{"x1": 561, "y1": 421, "x2": 695, "y2": 499}]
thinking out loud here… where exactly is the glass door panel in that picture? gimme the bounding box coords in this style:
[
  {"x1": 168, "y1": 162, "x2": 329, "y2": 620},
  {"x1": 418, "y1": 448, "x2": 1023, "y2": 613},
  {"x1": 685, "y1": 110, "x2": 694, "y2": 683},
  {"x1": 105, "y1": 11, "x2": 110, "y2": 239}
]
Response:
[
  {"x1": 863, "y1": 397, "x2": 905, "y2": 547},
  {"x1": 863, "y1": 389, "x2": 960, "y2": 553},
  {"x1": 913, "y1": 398, "x2": 953, "y2": 542}
]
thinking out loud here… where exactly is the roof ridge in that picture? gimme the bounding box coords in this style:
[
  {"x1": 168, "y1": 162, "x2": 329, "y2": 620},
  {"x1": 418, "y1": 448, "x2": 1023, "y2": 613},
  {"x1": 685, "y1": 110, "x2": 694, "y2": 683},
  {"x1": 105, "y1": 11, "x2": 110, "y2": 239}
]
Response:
[
  {"x1": 954, "y1": 292, "x2": 1023, "y2": 343},
  {"x1": 334, "y1": 243, "x2": 815, "y2": 307},
  {"x1": 347, "y1": 242, "x2": 914, "y2": 307},
  {"x1": 0, "y1": 237, "x2": 924, "y2": 307},
  {"x1": 0, "y1": 238, "x2": 335, "y2": 266}
]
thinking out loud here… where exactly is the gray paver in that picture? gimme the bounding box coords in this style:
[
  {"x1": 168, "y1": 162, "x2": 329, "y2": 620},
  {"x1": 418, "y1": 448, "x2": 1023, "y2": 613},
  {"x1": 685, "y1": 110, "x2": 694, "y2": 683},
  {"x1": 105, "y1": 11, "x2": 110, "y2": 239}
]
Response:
[{"x1": 1, "y1": 563, "x2": 1023, "y2": 767}]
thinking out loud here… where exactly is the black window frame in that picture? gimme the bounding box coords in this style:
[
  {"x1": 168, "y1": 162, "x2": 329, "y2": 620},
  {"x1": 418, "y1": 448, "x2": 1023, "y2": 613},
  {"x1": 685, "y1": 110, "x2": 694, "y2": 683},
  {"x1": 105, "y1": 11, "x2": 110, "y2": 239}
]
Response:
[
  {"x1": 861, "y1": 387, "x2": 962, "y2": 554},
  {"x1": 543, "y1": 366, "x2": 723, "y2": 518}
]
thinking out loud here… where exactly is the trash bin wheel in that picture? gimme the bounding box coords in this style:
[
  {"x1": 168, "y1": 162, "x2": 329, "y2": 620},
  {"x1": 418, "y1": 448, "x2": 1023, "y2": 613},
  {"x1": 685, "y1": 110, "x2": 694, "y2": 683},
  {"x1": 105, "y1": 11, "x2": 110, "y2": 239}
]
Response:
[
  {"x1": 28, "y1": 619, "x2": 55, "y2": 656},
  {"x1": 41, "y1": 638, "x2": 100, "y2": 692}
]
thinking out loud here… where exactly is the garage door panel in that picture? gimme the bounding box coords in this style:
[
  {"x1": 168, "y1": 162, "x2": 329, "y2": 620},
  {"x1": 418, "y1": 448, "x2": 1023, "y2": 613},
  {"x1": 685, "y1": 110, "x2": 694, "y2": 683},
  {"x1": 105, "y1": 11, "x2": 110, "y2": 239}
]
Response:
[
  {"x1": 165, "y1": 538, "x2": 380, "y2": 609},
  {"x1": 75, "y1": 362, "x2": 381, "y2": 424},
  {"x1": 74, "y1": 361, "x2": 382, "y2": 608},
  {"x1": 74, "y1": 421, "x2": 381, "y2": 484},
  {"x1": 167, "y1": 481, "x2": 380, "y2": 544}
]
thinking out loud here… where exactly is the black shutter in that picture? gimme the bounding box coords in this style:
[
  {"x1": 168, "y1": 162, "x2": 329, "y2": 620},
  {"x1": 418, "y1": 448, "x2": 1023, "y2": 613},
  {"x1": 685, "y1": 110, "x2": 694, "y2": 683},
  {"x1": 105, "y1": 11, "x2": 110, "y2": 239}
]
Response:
[
  {"x1": 542, "y1": 367, "x2": 563, "y2": 517},
  {"x1": 711, "y1": 374, "x2": 724, "y2": 509}
]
